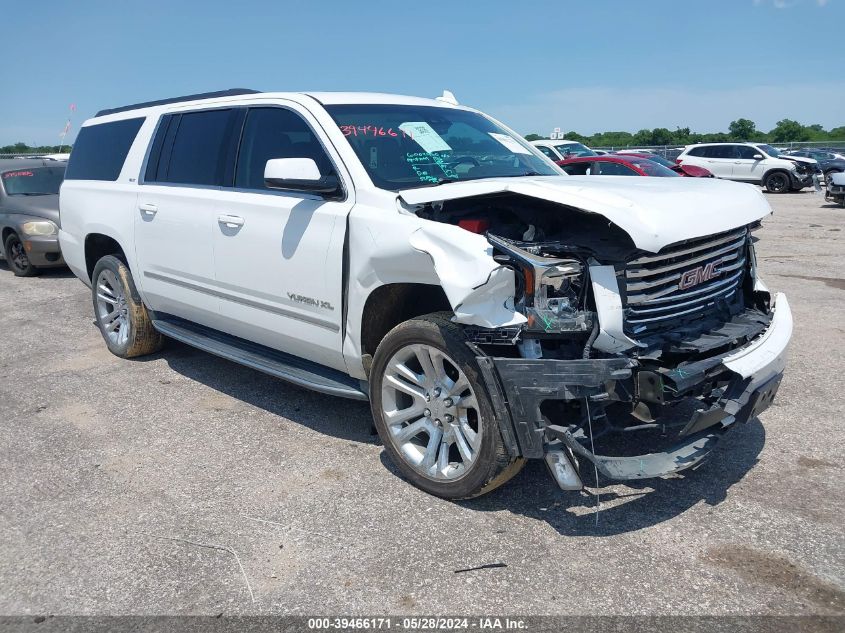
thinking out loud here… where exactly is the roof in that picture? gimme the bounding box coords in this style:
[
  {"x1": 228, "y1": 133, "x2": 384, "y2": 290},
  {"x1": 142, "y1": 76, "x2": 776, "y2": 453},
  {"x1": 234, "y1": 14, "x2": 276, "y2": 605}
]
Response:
[{"x1": 91, "y1": 89, "x2": 462, "y2": 122}]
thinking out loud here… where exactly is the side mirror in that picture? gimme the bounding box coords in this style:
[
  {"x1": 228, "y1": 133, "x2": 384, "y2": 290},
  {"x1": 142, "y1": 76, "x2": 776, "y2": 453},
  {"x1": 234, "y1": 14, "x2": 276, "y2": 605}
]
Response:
[
  {"x1": 264, "y1": 158, "x2": 341, "y2": 196},
  {"x1": 752, "y1": 154, "x2": 764, "y2": 160}
]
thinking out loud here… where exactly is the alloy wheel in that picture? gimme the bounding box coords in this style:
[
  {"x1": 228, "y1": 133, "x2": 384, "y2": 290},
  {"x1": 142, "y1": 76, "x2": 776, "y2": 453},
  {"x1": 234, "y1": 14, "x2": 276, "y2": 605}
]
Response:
[
  {"x1": 380, "y1": 344, "x2": 482, "y2": 481},
  {"x1": 8, "y1": 237, "x2": 29, "y2": 273},
  {"x1": 95, "y1": 269, "x2": 130, "y2": 347}
]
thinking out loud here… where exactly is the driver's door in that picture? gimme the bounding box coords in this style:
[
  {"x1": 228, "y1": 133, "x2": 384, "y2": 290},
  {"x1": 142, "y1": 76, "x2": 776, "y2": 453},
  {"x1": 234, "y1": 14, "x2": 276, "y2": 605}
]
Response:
[{"x1": 211, "y1": 105, "x2": 353, "y2": 372}]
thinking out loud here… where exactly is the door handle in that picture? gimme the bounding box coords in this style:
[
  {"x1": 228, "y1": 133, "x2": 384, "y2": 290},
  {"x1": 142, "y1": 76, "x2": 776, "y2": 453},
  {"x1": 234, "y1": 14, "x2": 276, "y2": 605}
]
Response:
[
  {"x1": 217, "y1": 214, "x2": 245, "y2": 228},
  {"x1": 139, "y1": 203, "x2": 158, "y2": 216}
]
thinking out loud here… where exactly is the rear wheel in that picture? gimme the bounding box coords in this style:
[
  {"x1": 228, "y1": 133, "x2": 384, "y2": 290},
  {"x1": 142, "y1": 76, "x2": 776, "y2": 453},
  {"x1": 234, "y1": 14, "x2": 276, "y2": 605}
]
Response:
[
  {"x1": 764, "y1": 171, "x2": 790, "y2": 194},
  {"x1": 369, "y1": 313, "x2": 524, "y2": 499},
  {"x1": 4, "y1": 233, "x2": 38, "y2": 277},
  {"x1": 91, "y1": 255, "x2": 164, "y2": 358}
]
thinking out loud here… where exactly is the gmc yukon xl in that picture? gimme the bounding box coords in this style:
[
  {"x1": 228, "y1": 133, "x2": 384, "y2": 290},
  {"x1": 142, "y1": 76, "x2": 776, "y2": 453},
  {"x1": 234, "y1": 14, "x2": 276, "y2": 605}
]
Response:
[{"x1": 59, "y1": 89, "x2": 792, "y2": 499}]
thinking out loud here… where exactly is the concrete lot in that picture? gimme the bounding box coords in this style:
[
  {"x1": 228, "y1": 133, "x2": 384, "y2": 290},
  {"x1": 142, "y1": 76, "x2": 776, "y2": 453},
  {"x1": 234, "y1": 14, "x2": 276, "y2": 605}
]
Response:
[{"x1": 0, "y1": 191, "x2": 843, "y2": 617}]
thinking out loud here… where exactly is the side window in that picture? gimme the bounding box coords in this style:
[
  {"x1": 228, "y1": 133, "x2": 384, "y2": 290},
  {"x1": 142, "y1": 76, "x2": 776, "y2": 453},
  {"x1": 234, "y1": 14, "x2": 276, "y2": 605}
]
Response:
[
  {"x1": 537, "y1": 146, "x2": 557, "y2": 159},
  {"x1": 235, "y1": 107, "x2": 334, "y2": 191},
  {"x1": 151, "y1": 109, "x2": 236, "y2": 186},
  {"x1": 596, "y1": 161, "x2": 636, "y2": 176},
  {"x1": 687, "y1": 146, "x2": 708, "y2": 157},
  {"x1": 736, "y1": 146, "x2": 760, "y2": 159},
  {"x1": 707, "y1": 145, "x2": 734, "y2": 159},
  {"x1": 65, "y1": 117, "x2": 145, "y2": 181},
  {"x1": 561, "y1": 162, "x2": 590, "y2": 175}
]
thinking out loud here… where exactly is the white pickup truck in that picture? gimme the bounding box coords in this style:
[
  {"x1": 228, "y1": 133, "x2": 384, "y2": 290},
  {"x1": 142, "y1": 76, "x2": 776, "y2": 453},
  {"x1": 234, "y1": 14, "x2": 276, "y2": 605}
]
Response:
[{"x1": 59, "y1": 89, "x2": 792, "y2": 499}]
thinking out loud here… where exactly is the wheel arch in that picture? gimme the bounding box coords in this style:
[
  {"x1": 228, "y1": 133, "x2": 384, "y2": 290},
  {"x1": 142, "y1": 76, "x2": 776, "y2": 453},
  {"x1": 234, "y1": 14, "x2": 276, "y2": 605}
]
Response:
[
  {"x1": 359, "y1": 282, "x2": 452, "y2": 372},
  {"x1": 84, "y1": 232, "x2": 130, "y2": 282},
  {"x1": 762, "y1": 167, "x2": 792, "y2": 183}
]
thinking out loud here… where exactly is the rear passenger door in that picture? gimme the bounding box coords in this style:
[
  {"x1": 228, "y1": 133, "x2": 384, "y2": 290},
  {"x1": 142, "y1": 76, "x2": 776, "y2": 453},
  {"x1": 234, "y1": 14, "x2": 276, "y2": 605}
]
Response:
[
  {"x1": 211, "y1": 105, "x2": 353, "y2": 372},
  {"x1": 700, "y1": 145, "x2": 736, "y2": 179},
  {"x1": 135, "y1": 107, "x2": 240, "y2": 328}
]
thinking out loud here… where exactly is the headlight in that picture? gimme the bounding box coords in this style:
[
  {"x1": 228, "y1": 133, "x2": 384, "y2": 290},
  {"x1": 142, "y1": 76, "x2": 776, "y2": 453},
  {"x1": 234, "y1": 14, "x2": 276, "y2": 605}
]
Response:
[
  {"x1": 487, "y1": 234, "x2": 593, "y2": 333},
  {"x1": 20, "y1": 221, "x2": 57, "y2": 236}
]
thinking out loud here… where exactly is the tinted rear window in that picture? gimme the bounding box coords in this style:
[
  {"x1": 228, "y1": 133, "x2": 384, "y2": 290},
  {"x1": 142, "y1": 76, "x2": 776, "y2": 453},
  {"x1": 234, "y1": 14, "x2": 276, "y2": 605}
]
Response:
[
  {"x1": 64, "y1": 117, "x2": 145, "y2": 181},
  {"x1": 156, "y1": 109, "x2": 235, "y2": 186}
]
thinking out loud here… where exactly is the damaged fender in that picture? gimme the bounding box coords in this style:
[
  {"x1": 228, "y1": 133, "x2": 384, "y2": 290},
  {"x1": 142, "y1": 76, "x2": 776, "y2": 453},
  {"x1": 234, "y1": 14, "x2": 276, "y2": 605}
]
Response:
[{"x1": 408, "y1": 224, "x2": 526, "y2": 328}]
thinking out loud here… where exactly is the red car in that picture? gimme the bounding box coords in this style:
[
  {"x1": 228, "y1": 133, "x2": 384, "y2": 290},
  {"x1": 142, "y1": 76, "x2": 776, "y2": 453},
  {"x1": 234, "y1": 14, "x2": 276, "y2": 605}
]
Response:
[
  {"x1": 614, "y1": 152, "x2": 714, "y2": 177},
  {"x1": 557, "y1": 154, "x2": 713, "y2": 178}
]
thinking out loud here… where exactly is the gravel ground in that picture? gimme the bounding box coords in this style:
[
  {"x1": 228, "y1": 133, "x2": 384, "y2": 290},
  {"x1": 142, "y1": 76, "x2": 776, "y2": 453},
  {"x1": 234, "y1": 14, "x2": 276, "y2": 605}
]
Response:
[{"x1": 0, "y1": 190, "x2": 843, "y2": 617}]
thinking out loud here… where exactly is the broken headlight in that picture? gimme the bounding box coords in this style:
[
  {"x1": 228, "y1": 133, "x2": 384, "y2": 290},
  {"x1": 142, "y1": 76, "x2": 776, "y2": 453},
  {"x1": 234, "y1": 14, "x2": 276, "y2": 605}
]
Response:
[{"x1": 487, "y1": 234, "x2": 594, "y2": 334}]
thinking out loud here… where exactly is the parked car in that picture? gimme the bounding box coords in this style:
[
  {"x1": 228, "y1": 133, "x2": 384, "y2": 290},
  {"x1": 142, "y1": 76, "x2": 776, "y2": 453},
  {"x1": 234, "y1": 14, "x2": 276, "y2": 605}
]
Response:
[
  {"x1": 60, "y1": 89, "x2": 791, "y2": 499},
  {"x1": 613, "y1": 152, "x2": 714, "y2": 177},
  {"x1": 557, "y1": 154, "x2": 681, "y2": 177},
  {"x1": 530, "y1": 139, "x2": 596, "y2": 160},
  {"x1": 0, "y1": 159, "x2": 66, "y2": 276},
  {"x1": 677, "y1": 142, "x2": 820, "y2": 193},
  {"x1": 825, "y1": 171, "x2": 845, "y2": 207},
  {"x1": 784, "y1": 148, "x2": 845, "y2": 162}
]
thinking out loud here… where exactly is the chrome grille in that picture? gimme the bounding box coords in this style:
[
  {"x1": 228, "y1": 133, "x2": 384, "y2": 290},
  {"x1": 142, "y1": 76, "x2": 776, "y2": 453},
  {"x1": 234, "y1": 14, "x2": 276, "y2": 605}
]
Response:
[{"x1": 624, "y1": 227, "x2": 748, "y2": 336}]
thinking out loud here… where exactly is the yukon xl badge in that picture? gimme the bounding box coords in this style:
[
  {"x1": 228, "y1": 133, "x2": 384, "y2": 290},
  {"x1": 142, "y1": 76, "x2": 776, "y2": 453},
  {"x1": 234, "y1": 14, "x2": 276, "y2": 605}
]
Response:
[
  {"x1": 288, "y1": 292, "x2": 335, "y2": 311},
  {"x1": 678, "y1": 259, "x2": 723, "y2": 290}
]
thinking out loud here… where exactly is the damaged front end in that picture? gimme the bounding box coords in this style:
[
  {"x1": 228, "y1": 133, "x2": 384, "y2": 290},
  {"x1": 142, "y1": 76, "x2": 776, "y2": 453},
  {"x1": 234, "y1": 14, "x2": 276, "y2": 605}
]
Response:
[{"x1": 411, "y1": 192, "x2": 792, "y2": 490}]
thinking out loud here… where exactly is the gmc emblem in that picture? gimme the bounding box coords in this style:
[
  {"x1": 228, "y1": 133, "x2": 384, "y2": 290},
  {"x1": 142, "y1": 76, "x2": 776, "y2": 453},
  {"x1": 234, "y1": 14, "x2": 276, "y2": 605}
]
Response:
[{"x1": 678, "y1": 259, "x2": 723, "y2": 290}]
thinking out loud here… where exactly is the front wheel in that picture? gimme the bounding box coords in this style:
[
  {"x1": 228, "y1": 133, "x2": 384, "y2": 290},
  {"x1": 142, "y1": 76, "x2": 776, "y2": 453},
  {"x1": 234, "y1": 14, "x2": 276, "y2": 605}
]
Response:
[
  {"x1": 91, "y1": 255, "x2": 164, "y2": 358},
  {"x1": 764, "y1": 171, "x2": 791, "y2": 194},
  {"x1": 4, "y1": 233, "x2": 38, "y2": 277},
  {"x1": 369, "y1": 313, "x2": 524, "y2": 499}
]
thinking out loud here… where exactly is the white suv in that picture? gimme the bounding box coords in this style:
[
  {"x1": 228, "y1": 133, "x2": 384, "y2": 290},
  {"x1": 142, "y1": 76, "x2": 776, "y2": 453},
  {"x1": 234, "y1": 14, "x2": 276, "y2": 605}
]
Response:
[
  {"x1": 677, "y1": 142, "x2": 819, "y2": 193},
  {"x1": 530, "y1": 139, "x2": 596, "y2": 160},
  {"x1": 59, "y1": 89, "x2": 792, "y2": 499}
]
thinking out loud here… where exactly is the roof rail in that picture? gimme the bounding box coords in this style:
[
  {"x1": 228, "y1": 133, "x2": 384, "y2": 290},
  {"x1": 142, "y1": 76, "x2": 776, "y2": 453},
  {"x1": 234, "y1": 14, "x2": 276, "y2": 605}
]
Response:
[{"x1": 95, "y1": 88, "x2": 261, "y2": 117}]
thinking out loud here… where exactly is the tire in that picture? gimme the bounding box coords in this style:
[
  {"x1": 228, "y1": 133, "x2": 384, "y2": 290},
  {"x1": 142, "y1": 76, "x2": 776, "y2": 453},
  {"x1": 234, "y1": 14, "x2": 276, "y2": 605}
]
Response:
[
  {"x1": 824, "y1": 169, "x2": 841, "y2": 185},
  {"x1": 369, "y1": 312, "x2": 524, "y2": 499},
  {"x1": 91, "y1": 255, "x2": 164, "y2": 358},
  {"x1": 4, "y1": 232, "x2": 38, "y2": 277},
  {"x1": 764, "y1": 171, "x2": 791, "y2": 194}
]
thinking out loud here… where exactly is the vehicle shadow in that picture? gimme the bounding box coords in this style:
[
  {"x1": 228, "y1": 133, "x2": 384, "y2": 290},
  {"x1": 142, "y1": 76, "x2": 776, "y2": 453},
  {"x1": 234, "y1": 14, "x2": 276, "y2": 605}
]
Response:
[
  {"x1": 0, "y1": 260, "x2": 74, "y2": 277},
  {"x1": 146, "y1": 338, "x2": 763, "y2": 536},
  {"x1": 450, "y1": 419, "x2": 766, "y2": 537},
  {"x1": 155, "y1": 339, "x2": 376, "y2": 444}
]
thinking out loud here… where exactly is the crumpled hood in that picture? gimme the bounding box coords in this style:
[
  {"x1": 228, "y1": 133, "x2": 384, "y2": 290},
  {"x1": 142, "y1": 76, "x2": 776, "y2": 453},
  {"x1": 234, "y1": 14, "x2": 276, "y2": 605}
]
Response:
[
  {"x1": 399, "y1": 175, "x2": 772, "y2": 253},
  {"x1": 0, "y1": 194, "x2": 60, "y2": 225},
  {"x1": 780, "y1": 155, "x2": 816, "y2": 166}
]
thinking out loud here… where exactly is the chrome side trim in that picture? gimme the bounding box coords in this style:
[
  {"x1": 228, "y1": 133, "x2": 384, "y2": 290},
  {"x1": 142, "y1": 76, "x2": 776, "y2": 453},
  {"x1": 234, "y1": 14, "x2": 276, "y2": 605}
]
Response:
[{"x1": 143, "y1": 270, "x2": 340, "y2": 332}]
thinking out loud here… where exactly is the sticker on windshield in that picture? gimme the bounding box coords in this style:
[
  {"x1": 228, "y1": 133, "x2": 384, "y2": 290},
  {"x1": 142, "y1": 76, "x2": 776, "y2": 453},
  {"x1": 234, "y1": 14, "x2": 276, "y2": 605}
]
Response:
[
  {"x1": 399, "y1": 122, "x2": 452, "y2": 153},
  {"x1": 488, "y1": 133, "x2": 531, "y2": 155}
]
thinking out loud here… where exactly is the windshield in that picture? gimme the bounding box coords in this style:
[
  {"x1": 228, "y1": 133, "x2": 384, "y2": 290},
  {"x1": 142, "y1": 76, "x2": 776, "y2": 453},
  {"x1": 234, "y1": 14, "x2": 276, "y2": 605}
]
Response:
[
  {"x1": 1, "y1": 166, "x2": 65, "y2": 195},
  {"x1": 554, "y1": 142, "x2": 595, "y2": 157},
  {"x1": 325, "y1": 104, "x2": 559, "y2": 190},
  {"x1": 756, "y1": 144, "x2": 781, "y2": 157},
  {"x1": 629, "y1": 159, "x2": 679, "y2": 177}
]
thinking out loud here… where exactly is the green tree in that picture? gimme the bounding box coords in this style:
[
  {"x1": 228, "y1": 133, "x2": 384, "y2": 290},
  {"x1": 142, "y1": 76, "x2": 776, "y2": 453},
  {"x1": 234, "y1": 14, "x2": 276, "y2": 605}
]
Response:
[
  {"x1": 728, "y1": 118, "x2": 757, "y2": 141},
  {"x1": 650, "y1": 127, "x2": 673, "y2": 145},
  {"x1": 524, "y1": 133, "x2": 545, "y2": 142},
  {"x1": 632, "y1": 129, "x2": 653, "y2": 146},
  {"x1": 770, "y1": 119, "x2": 810, "y2": 143}
]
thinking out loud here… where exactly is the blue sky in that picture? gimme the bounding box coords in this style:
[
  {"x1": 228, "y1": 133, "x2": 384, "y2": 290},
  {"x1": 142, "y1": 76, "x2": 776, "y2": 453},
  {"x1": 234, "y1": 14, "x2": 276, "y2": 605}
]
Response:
[{"x1": 4, "y1": 0, "x2": 843, "y2": 145}]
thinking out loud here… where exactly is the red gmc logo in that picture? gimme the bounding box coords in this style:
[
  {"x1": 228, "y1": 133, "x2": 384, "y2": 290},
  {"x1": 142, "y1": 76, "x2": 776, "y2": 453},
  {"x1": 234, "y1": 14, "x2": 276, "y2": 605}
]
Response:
[{"x1": 678, "y1": 259, "x2": 723, "y2": 290}]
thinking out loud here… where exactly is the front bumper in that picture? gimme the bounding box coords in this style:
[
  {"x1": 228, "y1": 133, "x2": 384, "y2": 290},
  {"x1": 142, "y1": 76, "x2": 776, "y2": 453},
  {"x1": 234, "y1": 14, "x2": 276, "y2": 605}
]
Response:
[
  {"x1": 476, "y1": 293, "x2": 792, "y2": 484},
  {"x1": 21, "y1": 235, "x2": 65, "y2": 268}
]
